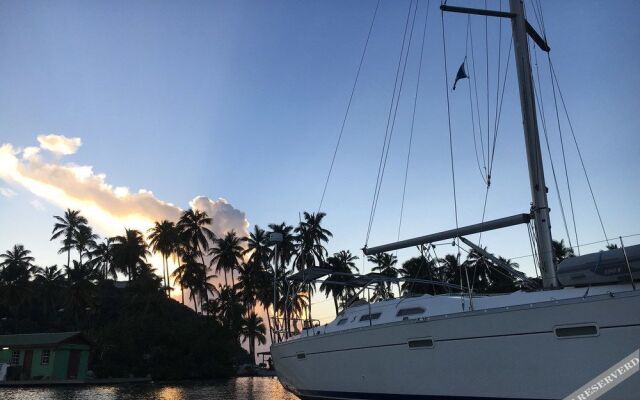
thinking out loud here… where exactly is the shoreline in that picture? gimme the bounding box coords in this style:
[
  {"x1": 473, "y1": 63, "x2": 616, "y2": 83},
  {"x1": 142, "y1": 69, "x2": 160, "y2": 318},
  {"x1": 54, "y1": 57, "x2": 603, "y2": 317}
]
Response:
[{"x1": 0, "y1": 375, "x2": 280, "y2": 388}]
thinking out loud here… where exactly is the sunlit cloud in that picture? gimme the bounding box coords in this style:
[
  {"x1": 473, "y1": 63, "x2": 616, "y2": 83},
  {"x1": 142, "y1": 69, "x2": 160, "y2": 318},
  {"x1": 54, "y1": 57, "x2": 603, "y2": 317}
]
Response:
[
  {"x1": 37, "y1": 134, "x2": 82, "y2": 155},
  {"x1": 0, "y1": 136, "x2": 250, "y2": 243},
  {"x1": 22, "y1": 146, "x2": 40, "y2": 161}
]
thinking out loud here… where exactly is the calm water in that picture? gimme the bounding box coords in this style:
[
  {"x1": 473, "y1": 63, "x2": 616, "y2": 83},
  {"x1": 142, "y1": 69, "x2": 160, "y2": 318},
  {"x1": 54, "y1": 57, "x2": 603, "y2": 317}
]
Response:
[{"x1": 0, "y1": 377, "x2": 300, "y2": 400}]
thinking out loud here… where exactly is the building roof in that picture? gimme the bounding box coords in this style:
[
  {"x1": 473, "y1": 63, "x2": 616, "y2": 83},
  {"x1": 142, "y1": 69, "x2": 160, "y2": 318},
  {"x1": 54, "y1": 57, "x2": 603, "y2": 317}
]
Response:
[{"x1": 0, "y1": 332, "x2": 89, "y2": 348}]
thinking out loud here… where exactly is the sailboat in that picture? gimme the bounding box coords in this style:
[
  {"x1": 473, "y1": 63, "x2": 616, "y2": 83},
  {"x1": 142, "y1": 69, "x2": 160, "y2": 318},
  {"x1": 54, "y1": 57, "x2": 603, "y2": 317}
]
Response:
[{"x1": 270, "y1": 1, "x2": 640, "y2": 399}]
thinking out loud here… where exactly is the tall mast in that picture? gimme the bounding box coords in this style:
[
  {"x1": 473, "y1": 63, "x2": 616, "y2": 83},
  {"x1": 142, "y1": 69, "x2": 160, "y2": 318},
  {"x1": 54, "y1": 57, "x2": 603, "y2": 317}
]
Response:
[
  {"x1": 509, "y1": 0, "x2": 558, "y2": 288},
  {"x1": 366, "y1": 2, "x2": 558, "y2": 289}
]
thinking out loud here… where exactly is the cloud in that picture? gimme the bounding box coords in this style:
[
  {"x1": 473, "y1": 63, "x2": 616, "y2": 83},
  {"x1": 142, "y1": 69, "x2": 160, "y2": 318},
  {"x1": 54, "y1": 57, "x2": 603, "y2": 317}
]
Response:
[
  {"x1": 0, "y1": 136, "x2": 253, "y2": 314},
  {"x1": 0, "y1": 187, "x2": 17, "y2": 198},
  {"x1": 37, "y1": 134, "x2": 82, "y2": 155},
  {"x1": 190, "y1": 196, "x2": 250, "y2": 239},
  {"x1": 0, "y1": 139, "x2": 250, "y2": 241},
  {"x1": 30, "y1": 199, "x2": 46, "y2": 211},
  {"x1": 22, "y1": 147, "x2": 40, "y2": 161}
]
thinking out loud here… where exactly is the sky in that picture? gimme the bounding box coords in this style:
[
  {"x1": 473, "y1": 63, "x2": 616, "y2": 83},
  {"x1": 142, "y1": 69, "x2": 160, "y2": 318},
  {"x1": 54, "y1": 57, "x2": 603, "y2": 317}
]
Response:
[{"x1": 1, "y1": 0, "x2": 639, "y2": 324}]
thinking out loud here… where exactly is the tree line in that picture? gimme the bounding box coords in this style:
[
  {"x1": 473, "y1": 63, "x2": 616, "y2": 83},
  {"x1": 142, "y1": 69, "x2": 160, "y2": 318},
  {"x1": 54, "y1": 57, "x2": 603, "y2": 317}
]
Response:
[{"x1": 0, "y1": 207, "x2": 580, "y2": 365}]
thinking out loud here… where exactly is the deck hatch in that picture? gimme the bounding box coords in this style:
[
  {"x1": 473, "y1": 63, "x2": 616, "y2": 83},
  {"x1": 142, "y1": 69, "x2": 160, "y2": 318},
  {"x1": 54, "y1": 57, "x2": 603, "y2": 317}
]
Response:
[
  {"x1": 408, "y1": 338, "x2": 434, "y2": 348},
  {"x1": 554, "y1": 324, "x2": 598, "y2": 338}
]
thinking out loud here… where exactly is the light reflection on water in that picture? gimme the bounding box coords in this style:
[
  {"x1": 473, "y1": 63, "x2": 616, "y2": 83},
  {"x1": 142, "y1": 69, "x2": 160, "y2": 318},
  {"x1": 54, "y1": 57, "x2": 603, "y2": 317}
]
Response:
[{"x1": 0, "y1": 377, "x2": 300, "y2": 400}]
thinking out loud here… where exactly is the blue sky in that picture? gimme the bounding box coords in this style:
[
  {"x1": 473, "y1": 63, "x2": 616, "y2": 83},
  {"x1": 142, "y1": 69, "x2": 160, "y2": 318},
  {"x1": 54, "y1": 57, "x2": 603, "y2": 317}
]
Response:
[{"x1": 1, "y1": 0, "x2": 639, "y2": 318}]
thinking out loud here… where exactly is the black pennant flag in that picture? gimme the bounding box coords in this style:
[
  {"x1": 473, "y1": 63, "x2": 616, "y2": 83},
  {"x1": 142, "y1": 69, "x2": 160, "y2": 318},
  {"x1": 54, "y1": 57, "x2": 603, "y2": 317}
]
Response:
[{"x1": 453, "y1": 60, "x2": 469, "y2": 91}]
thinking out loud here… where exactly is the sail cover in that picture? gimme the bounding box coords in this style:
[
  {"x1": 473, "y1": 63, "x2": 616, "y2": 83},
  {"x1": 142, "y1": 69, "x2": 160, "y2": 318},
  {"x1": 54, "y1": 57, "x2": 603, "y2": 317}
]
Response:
[{"x1": 557, "y1": 244, "x2": 640, "y2": 286}]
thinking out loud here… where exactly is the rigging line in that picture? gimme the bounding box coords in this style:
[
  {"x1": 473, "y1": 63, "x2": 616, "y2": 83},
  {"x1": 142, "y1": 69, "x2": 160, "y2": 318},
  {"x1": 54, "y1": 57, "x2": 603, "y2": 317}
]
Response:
[
  {"x1": 528, "y1": 0, "x2": 544, "y2": 38},
  {"x1": 371, "y1": 0, "x2": 419, "y2": 244},
  {"x1": 376, "y1": 0, "x2": 419, "y2": 239},
  {"x1": 441, "y1": 7, "x2": 460, "y2": 232},
  {"x1": 546, "y1": 53, "x2": 580, "y2": 256},
  {"x1": 471, "y1": 3, "x2": 508, "y2": 294},
  {"x1": 488, "y1": 37, "x2": 512, "y2": 177},
  {"x1": 549, "y1": 61, "x2": 610, "y2": 246},
  {"x1": 485, "y1": 0, "x2": 490, "y2": 181},
  {"x1": 532, "y1": 47, "x2": 574, "y2": 250},
  {"x1": 534, "y1": 0, "x2": 547, "y2": 38},
  {"x1": 318, "y1": 0, "x2": 381, "y2": 212},
  {"x1": 365, "y1": 0, "x2": 415, "y2": 245},
  {"x1": 468, "y1": 17, "x2": 487, "y2": 175},
  {"x1": 527, "y1": 223, "x2": 541, "y2": 278},
  {"x1": 466, "y1": 17, "x2": 487, "y2": 184},
  {"x1": 488, "y1": 0, "x2": 503, "y2": 179},
  {"x1": 470, "y1": 184, "x2": 490, "y2": 292},
  {"x1": 467, "y1": 79, "x2": 486, "y2": 183},
  {"x1": 473, "y1": 29, "x2": 513, "y2": 291},
  {"x1": 398, "y1": 0, "x2": 431, "y2": 242},
  {"x1": 536, "y1": 0, "x2": 604, "y2": 247}
]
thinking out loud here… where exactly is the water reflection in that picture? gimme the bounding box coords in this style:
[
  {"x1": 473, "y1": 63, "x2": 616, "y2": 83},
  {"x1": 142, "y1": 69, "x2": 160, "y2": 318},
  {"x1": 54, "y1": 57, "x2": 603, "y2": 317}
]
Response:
[{"x1": 0, "y1": 377, "x2": 299, "y2": 400}]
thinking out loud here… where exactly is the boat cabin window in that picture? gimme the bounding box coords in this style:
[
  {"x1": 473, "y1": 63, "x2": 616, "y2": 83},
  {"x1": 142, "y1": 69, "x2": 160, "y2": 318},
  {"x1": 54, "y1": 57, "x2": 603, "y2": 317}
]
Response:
[
  {"x1": 359, "y1": 312, "x2": 382, "y2": 322},
  {"x1": 337, "y1": 318, "x2": 348, "y2": 326},
  {"x1": 10, "y1": 350, "x2": 20, "y2": 364},
  {"x1": 408, "y1": 338, "x2": 434, "y2": 348},
  {"x1": 555, "y1": 325, "x2": 598, "y2": 338},
  {"x1": 396, "y1": 307, "x2": 426, "y2": 317},
  {"x1": 297, "y1": 353, "x2": 306, "y2": 360},
  {"x1": 40, "y1": 349, "x2": 50, "y2": 365}
]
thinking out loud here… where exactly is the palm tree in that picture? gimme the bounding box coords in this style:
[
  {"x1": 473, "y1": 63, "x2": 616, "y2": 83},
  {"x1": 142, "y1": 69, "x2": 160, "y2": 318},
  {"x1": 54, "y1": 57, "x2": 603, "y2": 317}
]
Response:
[
  {"x1": 283, "y1": 290, "x2": 308, "y2": 334},
  {"x1": 50, "y1": 209, "x2": 88, "y2": 269},
  {"x1": 367, "y1": 252, "x2": 398, "y2": 300},
  {"x1": 552, "y1": 239, "x2": 575, "y2": 265},
  {"x1": 240, "y1": 313, "x2": 267, "y2": 365},
  {"x1": 236, "y1": 263, "x2": 255, "y2": 314},
  {"x1": 173, "y1": 249, "x2": 217, "y2": 313},
  {"x1": 171, "y1": 255, "x2": 191, "y2": 309},
  {"x1": 172, "y1": 236, "x2": 191, "y2": 304},
  {"x1": 439, "y1": 253, "x2": 466, "y2": 290},
  {"x1": 217, "y1": 284, "x2": 245, "y2": 342},
  {"x1": 464, "y1": 249, "x2": 493, "y2": 293},
  {"x1": 111, "y1": 229, "x2": 151, "y2": 281},
  {"x1": 33, "y1": 265, "x2": 65, "y2": 317},
  {"x1": 178, "y1": 209, "x2": 215, "y2": 267},
  {"x1": 321, "y1": 250, "x2": 359, "y2": 315},
  {"x1": 0, "y1": 244, "x2": 36, "y2": 285},
  {"x1": 489, "y1": 257, "x2": 520, "y2": 293},
  {"x1": 244, "y1": 226, "x2": 271, "y2": 268},
  {"x1": 209, "y1": 231, "x2": 244, "y2": 288},
  {"x1": 294, "y1": 212, "x2": 333, "y2": 271},
  {"x1": 148, "y1": 220, "x2": 179, "y2": 296},
  {"x1": 254, "y1": 266, "x2": 277, "y2": 342},
  {"x1": 178, "y1": 209, "x2": 215, "y2": 305},
  {"x1": 88, "y1": 239, "x2": 115, "y2": 280},
  {"x1": 74, "y1": 224, "x2": 98, "y2": 267},
  {"x1": 33, "y1": 264, "x2": 65, "y2": 283},
  {"x1": 399, "y1": 255, "x2": 437, "y2": 295},
  {"x1": 268, "y1": 222, "x2": 296, "y2": 268},
  {"x1": 64, "y1": 260, "x2": 99, "y2": 328},
  {"x1": 294, "y1": 212, "x2": 332, "y2": 321}
]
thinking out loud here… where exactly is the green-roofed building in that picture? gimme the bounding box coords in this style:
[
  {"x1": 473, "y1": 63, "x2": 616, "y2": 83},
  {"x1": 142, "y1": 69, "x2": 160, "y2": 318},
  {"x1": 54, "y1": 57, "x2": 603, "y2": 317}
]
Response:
[{"x1": 0, "y1": 332, "x2": 90, "y2": 381}]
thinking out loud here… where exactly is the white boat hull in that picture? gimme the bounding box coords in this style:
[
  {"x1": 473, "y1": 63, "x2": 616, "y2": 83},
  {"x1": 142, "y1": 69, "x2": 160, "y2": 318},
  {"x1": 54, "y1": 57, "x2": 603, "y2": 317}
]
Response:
[{"x1": 271, "y1": 289, "x2": 640, "y2": 399}]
